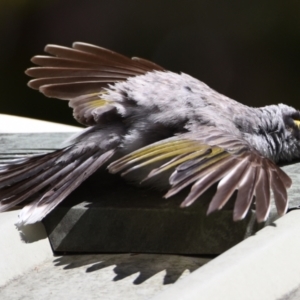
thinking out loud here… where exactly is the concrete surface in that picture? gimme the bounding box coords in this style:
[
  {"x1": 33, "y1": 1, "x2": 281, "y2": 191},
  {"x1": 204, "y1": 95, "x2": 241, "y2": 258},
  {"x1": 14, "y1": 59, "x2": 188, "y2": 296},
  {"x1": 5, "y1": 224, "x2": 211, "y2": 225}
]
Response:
[
  {"x1": 151, "y1": 210, "x2": 300, "y2": 300},
  {"x1": 0, "y1": 251, "x2": 209, "y2": 300},
  {"x1": 0, "y1": 210, "x2": 52, "y2": 287}
]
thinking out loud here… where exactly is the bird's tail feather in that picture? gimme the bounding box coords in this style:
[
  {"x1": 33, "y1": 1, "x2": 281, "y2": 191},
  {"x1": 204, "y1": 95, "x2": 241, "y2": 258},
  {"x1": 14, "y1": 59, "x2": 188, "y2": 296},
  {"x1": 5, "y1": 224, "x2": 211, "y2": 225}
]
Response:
[{"x1": 0, "y1": 143, "x2": 115, "y2": 226}]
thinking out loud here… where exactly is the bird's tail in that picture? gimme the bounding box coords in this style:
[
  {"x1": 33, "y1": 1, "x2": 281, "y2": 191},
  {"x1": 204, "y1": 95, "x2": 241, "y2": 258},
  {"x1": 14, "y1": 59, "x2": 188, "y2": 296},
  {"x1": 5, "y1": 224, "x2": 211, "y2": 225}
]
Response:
[{"x1": 0, "y1": 138, "x2": 117, "y2": 226}]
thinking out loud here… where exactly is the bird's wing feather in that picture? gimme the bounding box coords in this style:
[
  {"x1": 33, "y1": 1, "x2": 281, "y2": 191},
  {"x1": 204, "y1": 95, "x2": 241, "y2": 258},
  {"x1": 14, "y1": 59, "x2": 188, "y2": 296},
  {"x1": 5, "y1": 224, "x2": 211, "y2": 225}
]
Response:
[
  {"x1": 108, "y1": 128, "x2": 292, "y2": 222},
  {"x1": 0, "y1": 144, "x2": 116, "y2": 226},
  {"x1": 26, "y1": 42, "x2": 164, "y2": 125}
]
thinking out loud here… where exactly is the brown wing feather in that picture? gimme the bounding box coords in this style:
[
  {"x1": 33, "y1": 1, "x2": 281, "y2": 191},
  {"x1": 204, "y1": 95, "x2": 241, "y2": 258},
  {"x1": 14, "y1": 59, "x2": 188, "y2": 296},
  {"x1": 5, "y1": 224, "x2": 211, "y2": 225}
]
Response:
[
  {"x1": 232, "y1": 159, "x2": 260, "y2": 221},
  {"x1": 205, "y1": 156, "x2": 250, "y2": 215},
  {"x1": 18, "y1": 150, "x2": 115, "y2": 226},
  {"x1": 165, "y1": 156, "x2": 234, "y2": 199},
  {"x1": 40, "y1": 82, "x2": 114, "y2": 100},
  {"x1": 30, "y1": 56, "x2": 142, "y2": 76},
  {"x1": 26, "y1": 42, "x2": 165, "y2": 125},
  {"x1": 254, "y1": 165, "x2": 271, "y2": 222},
  {"x1": 270, "y1": 169, "x2": 289, "y2": 216},
  {"x1": 27, "y1": 67, "x2": 131, "y2": 79}
]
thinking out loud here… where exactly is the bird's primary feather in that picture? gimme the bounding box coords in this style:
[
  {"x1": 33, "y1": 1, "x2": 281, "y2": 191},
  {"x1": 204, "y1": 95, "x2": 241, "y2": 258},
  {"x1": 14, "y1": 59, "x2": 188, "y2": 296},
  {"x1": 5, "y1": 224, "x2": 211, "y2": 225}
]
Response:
[{"x1": 1, "y1": 42, "x2": 300, "y2": 225}]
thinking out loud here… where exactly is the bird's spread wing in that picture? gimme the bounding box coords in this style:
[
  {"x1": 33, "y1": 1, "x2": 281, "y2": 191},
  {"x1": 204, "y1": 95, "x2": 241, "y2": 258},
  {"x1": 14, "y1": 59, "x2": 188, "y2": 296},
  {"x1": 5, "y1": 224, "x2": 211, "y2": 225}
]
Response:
[
  {"x1": 26, "y1": 42, "x2": 164, "y2": 125},
  {"x1": 0, "y1": 144, "x2": 116, "y2": 225},
  {"x1": 108, "y1": 127, "x2": 292, "y2": 222}
]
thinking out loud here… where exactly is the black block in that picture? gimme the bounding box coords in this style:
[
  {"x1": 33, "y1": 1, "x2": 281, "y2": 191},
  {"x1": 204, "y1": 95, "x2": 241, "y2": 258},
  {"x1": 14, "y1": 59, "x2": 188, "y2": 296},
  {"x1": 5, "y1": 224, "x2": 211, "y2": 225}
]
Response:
[{"x1": 43, "y1": 173, "x2": 260, "y2": 255}]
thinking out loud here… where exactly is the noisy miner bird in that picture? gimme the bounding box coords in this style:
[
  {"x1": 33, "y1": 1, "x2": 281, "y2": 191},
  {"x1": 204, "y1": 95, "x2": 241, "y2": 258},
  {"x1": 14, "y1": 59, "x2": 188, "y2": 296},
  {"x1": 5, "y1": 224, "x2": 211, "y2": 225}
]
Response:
[{"x1": 1, "y1": 42, "x2": 300, "y2": 226}]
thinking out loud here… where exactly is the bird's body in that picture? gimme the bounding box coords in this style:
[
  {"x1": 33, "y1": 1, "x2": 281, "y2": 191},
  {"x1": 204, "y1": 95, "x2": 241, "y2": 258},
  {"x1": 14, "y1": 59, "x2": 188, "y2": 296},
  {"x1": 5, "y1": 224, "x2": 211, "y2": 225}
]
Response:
[
  {"x1": 1, "y1": 42, "x2": 300, "y2": 226},
  {"x1": 98, "y1": 70, "x2": 299, "y2": 162}
]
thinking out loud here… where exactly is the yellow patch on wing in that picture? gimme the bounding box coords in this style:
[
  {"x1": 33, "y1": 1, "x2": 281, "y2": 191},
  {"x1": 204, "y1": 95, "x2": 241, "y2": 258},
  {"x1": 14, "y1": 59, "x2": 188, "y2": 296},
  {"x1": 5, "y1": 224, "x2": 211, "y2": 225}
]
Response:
[
  {"x1": 294, "y1": 119, "x2": 300, "y2": 128},
  {"x1": 77, "y1": 91, "x2": 113, "y2": 109},
  {"x1": 88, "y1": 98, "x2": 113, "y2": 108},
  {"x1": 109, "y1": 139, "x2": 200, "y2": 173},
  {"x1": 108, "y1": 138, "x2": 229, "y2": 178},
  {"x1": 71, "y1": 90, "x2": 111, "y2": 106},
  {"x1": 147, "y1": 147, "x2": 228, "y2": 178}
]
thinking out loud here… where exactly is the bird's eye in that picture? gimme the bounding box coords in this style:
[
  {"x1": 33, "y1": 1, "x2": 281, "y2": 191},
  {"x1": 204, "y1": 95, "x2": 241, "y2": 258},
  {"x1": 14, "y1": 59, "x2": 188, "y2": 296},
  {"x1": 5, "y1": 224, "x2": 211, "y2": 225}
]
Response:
[{"x1": 293, "y1": 119, "x2": 300, "y2": 128}]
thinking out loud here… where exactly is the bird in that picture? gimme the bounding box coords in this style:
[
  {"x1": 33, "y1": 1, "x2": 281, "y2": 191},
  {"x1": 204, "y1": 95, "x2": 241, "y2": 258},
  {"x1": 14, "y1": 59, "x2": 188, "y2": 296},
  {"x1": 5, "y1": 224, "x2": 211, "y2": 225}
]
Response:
[{"x1": 0, "y1": 42, "x2": 300, "y2": 227}]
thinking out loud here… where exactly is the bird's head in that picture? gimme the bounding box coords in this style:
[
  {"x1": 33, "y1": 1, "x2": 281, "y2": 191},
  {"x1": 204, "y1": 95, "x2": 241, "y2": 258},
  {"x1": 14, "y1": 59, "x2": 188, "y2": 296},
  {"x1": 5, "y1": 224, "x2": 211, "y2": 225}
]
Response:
[{"x1": 277, "y1": 104, "x2": 300, "y2": 163}]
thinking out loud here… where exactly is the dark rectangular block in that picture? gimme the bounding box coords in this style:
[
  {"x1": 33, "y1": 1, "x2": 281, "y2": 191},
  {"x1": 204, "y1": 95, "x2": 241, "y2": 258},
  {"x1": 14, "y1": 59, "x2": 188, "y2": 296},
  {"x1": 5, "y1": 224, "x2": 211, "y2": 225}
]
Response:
[{"x1": 43, "y1": 173, "x2": 261, "y2": 255}]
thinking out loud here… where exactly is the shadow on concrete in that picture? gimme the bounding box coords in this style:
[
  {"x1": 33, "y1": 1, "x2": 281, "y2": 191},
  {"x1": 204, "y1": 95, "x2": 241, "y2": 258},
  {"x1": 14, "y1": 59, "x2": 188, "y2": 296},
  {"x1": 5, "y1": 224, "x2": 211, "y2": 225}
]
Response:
[{"x1": 53, "y1": 253, "x2": 211, "y2": 285}]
